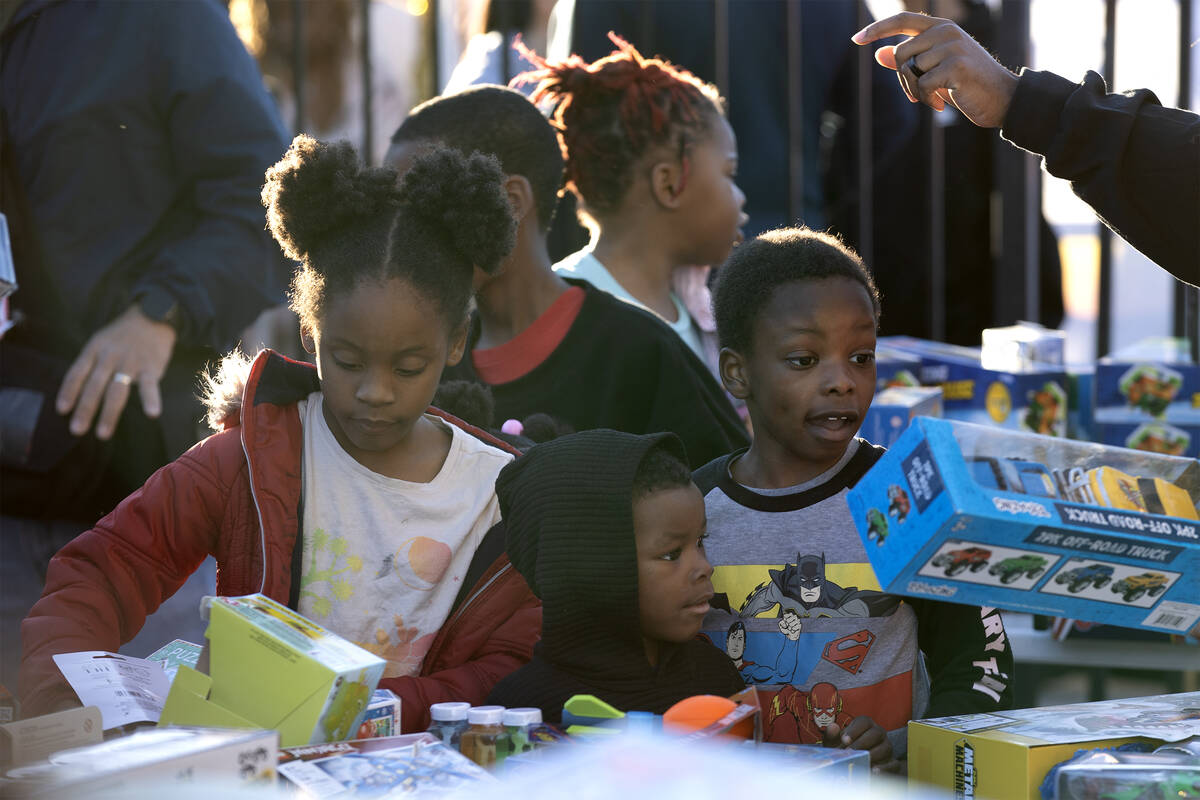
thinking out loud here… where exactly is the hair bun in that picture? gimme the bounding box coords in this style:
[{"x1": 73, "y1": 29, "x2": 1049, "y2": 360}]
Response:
[
  {"x1": 397, "y1": 148, "x2": 516, "y2": 276},
  {"x1": 262, "y1": 134, "x2": 400, "y2": 262}
]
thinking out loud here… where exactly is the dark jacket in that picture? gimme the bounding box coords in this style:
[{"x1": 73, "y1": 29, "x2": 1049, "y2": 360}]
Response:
[
  {"x1": 1002, "y1": 68, "x2": 1200, "y2": 287},
  {"x1": 1, "y1": 0, "x2": 291, "y2": 518},
  {"x1": 443, "y1": 280, "x2": 749, "y2": 470},
  {"x1": 20, "y1": 351, "x2": 542, "y2": 731}
]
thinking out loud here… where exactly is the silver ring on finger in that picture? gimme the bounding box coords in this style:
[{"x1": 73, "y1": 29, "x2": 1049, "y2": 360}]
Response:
[{"x1": 111, "y1": 372, "x2": 133, "y2": 386}]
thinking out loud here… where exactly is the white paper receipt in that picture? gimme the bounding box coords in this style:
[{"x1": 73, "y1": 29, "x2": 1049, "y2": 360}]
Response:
[{"x1": 52, "y1": 651, "x2": 170, "y2": 730}]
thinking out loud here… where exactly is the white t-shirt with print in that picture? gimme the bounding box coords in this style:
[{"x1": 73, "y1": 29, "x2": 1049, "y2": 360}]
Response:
[{"x1": 297, "y1": 393, "x2": 512, "y2": 679}]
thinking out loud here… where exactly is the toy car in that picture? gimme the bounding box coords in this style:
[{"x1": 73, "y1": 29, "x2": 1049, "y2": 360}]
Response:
[
  {"x1": 1053, "y1": 563, "x2": 1114, "y2": 593},
  {"x1": 988, "y1": 554, "x2": 1048, "y2": 584},
  {"x1": 1110, "y1": 572, "x2": 1169, "y2": 603},
  {"x1": 931, "y1": 546, "x2": 992, "y2": 577},
  {"x1": 968, "y1": 457, "x2": 1057, "y2": 498},
  {"x1": 866, "y1": 508, "x2": 889, "y2": 543}
]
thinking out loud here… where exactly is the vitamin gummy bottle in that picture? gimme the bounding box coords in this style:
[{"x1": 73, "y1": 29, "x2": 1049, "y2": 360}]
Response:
[
  {"x1": 499, "y1": 707, "x2": 543, "y2": 761},
  {"x1": 426, "y1": 702, "x2": 471, "y2": 747},
  {"x1": 459, "y1": 705, "x2": 505, "y2": 767}
]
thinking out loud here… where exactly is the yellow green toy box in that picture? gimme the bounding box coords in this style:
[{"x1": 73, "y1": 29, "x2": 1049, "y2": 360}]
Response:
[
  {"x1": 908, "y1": 690, "x2": 1200, "y2": 799},
  {"x1": 846, "y1": 418, "x2": 1200, "y2": 636},
  {"x1": 159, "y1": 594, "x2": 385, "y2": 747}
]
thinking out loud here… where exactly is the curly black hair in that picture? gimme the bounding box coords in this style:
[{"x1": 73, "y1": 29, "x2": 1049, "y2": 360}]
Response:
[
  {"x1": 631, "y1": 441, "x2": 694, "y2": 502},
  {"x1": 262, "y1": 134, "x2": 517, "y2": 332},
  {"x1": 390, "y1": 85, "x2": 563, "y2": 231},
  {"x1": 713, "y1": 227, "x2": 880, "y2": 356}
]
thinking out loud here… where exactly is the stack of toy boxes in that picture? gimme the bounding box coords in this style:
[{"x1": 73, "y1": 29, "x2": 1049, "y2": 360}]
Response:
[
  {"x1": 876, "y1": 344, "x2": 923, "y2": 390},
  {"x1": 846, "y1": 417, "x2": 1200, "y2": 636},
  {"x1": 159, "y1": 594, "x2": 386, "y2": 747},
  {"x1": 1093, "y1": 337, "x2": 1200, "y2": 458},
  {"x1": 860, "y1": 386, "x2": 944, "y2": 448},
  {"x1": 880, "y1": 336, "x2": 1069, "y2": 438},
  {"x1": 907, "y1": 690, "x2": 1200, "y2": 799}
]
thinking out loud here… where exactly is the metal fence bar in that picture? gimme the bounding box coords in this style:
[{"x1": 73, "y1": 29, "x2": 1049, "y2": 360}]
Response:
[
  {"x1": 713, "y1": 0, "x2": 730, "y2": 99},
  {"x1": 1173, "y1": 0, "x2": 1199, "y2": 360},
  {"x1": 994, "y1": 0, "x2": 1035, "y2": 327},
  {"x1": 291, "y1": 0, "x2": 307, "y2": 132},
  {"x1": 360, "y1": 0, "x2": 374, "y2": 163},
  {"x1": 1096, "y1": 0, "x2": 1117, "y2": 359},
  {"x1": 855, "y1": 0, "x2": 873, "y2": 267},
  {"x1": 785, "y1": 0, "x2": 804, "y2": 224}
]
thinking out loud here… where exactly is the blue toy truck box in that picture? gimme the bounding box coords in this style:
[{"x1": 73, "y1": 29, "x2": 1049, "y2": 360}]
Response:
[
  {"x1": 880, "y1": 336, "x2": 1069, "y2": 437},
  {"x1": 876, "y1": 344, "x2": 923, "y2": 390},
  {"x1": 1091, "y1": 419, "x2": 1199, "y2": 458},
  {"x1": 1094, "y1": 337, "x2": 1200, "y2": 420},
  {"x1": 859, "y1": 386, "x2": 943, "y2": 448},
  {"x1": 847, "y1": 418, "x2": 1200, "y2": 636}
]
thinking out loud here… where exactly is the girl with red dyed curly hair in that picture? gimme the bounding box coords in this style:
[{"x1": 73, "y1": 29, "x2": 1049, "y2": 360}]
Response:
[{"x1": 515, "y1": 34, "x2": 746, "y2": 370}]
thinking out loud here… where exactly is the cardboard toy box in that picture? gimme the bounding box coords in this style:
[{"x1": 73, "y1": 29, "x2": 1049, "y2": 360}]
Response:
[
  {"x1": 846, "y1": 418, "x2": 1200, "y2": 635},
  {"x1": 1094, "y1": 337, "x2": 1200, "y2": 458},
  {"x1": 880, "y1": 336, "x2": 1069, "y2": 437},
  {"x1": 860, "y1": 386, "x2": 943, "y2": 448},
  {"x1": 876, "y1": 344, "x2": 923, "y2": 390},
  {"x1": 0, "y1": 727, "x2": 277, "y2": 797},
  {"x1": 907, "y1": 691, "x2": 1200, "y2": 800},
  {"x1": 159, "y1": 594, "x2": 386, "y2": 747},
  {"x1": 277, "y1": 732, "x2": 496, "y2": 797}
]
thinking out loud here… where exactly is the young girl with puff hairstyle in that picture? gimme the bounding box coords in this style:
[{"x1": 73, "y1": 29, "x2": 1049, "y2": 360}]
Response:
[{"x1": 20, "y1": 137, "x2": 540, "y2": 732}]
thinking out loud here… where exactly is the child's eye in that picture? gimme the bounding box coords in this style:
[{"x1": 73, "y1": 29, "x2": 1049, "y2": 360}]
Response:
[
  {"x1": 660, "y1": 547, "x2": 683, "y2": 562},
  {"x1": 332, "y1": 356, "x2": 362, "y2": 371},
  {"x1": 851, "y1": 352, "x2": 876, "y2": 366},
  {"x1": 786, "y1": 355, "x2": 816, "y2": 368},
  {"x1": 698, "y1": 533, "x2": 709, "y2": 549},
  {"x1": 394, "y1": 366, "x2": 424, "y2": 378}
]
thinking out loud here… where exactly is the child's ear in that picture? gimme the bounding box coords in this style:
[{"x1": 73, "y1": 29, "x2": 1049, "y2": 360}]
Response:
[
  {"x1": 719, "y1": 347, "x2": 751, "y2": 400},
  {"x1": 650, "y1": 159, "x2": 687, "y2": 210},
  {"x1": 504, "y1": 175, "x2": 535, "y2": 225},
  {"x1": 445, "y1": 319, "x2": 469, "y2": 368},
  {"x1": 300, "y1": 324, "x2": 317, "y2": 355}
]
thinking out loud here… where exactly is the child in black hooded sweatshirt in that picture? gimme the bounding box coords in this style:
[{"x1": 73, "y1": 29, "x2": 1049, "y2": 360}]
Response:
[{"x1": 487, "y1": 429, "x2": 743, "y2": 720}]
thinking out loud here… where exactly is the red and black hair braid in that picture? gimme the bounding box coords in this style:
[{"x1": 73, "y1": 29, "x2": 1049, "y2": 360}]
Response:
[{"x1": 513, "y1": 32, "x2": 724, "y2": 217}]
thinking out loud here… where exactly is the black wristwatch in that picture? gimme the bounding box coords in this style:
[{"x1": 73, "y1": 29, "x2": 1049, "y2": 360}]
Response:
[{"x1": 135, "y1": 287, "x2": 183, "y2": 334}]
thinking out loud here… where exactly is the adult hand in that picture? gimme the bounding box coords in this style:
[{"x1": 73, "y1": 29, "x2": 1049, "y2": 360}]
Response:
[
  {"x1": 822, "y1": 715, "x2": 899, "y2": 770},
  {"x1": 56, "y1": 303, "x2": 177, "y2": 440},
  {"x1": 852, "y1": 12, "x2": 1019, "y2": 128}
]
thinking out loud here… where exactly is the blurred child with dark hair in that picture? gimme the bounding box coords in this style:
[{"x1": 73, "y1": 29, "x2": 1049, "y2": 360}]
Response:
[
  {"x1": 20, "y1": 136, "x2": 540, "y2": 731},
  {"x1": 486, "y1": 429, "x2": 742, "y2": 719},
  {"x1": 694, "y1": 227, "x2": 1013, "y2": 769},
  {"x1": 387, "y1": 86, "x2": 746, "y2": 468}
]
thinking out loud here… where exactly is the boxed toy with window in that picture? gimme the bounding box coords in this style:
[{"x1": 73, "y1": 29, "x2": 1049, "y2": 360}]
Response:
[
  {"x1": 277, "y1": 732, "x2": 496, "y2": 797},
  {"x1": 846, "y1": 418, "x2": 1200, "y2": 635},
  {"x1": 1054, "y1": 747, "x2": 1200, "y2": 800},
  {"x1": 880, "y1": 336, "x2": 1069, "y2": 437},
  {"x1": 1094, "y1": 337, "x2": 1200, "y2": 458},
  {"x1": 0, "y1": 726, "x2": 277, "y2": 797},
  {"x1": 860, "y1": 386, "x2": 943, "y2": 448},
  {"x1": 876, "y1": 344, "x2": 923, "y2": 390},
  {"x1": 907, "y1": 691, "x2": 1200, "y2": 800},
  {"x1": 159, "y1": 594, "x2": 386, "y2": 747}
]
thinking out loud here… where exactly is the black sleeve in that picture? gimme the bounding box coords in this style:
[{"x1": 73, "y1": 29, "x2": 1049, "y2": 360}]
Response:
[
  {"x1": 644, "y1": 332, "x2": 750, "y2": 470},
  {"x1": 908, "y1": 599, "x2": 1015, "y2": 718},
  {"x1": 1001, "y1": 69, "x2": 1200, "y2": 288},
  {"x1": 141, "y1": 2, "x2": 291, "y2": 349}
]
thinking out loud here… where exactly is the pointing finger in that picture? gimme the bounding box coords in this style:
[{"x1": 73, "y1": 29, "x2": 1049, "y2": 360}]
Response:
[{"x1": 852, "y1": 11, "x2": 940, "y2": 45}]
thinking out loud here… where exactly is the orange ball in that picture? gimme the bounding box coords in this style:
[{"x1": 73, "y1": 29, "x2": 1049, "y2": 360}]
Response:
[{"x1": 662, "y1": 695, "x2": 754, "y2": 738}]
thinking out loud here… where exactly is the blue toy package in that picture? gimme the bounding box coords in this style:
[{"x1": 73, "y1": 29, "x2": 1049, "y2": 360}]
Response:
[
  {"x1": 847, "y1": 418, "x2": 1200, "y2": 635},
  {"x1": 876, "y1": 344, "x2": 923, "y2": 390},
  {"x1": 1094, "y1": 337, "x2": 1200, "y2": 459},
  {"x1": 880, "y1": 336, "x2": 1069, "y2": 437},
  {"x1": 859, "y1": 386, "x2": 943, "y2": 448}
]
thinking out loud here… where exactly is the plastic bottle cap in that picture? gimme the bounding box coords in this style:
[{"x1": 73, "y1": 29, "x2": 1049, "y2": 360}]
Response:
[
  {"x1": 502, "y1": 708, "x2": 543, "y2": 726},
  {"x1": 467, "y1": 705, "x2": 505, "y2": 725},
  {"x1": 430, "y1": 702, "x2": 471, "y2": 722}
]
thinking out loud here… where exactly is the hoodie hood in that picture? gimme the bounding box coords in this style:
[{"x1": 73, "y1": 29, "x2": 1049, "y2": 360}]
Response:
[
  {"x1": 200, "y1": 348, "x2": 320, "y2": 432},
  {"x1": 496, "y1": 429, "x2": 683, "y2": 677}
]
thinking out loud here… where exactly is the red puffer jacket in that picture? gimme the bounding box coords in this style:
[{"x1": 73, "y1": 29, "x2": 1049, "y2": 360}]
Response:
[{"x1": 20, "y1": 350, "x2": 541, "y2": 730}]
